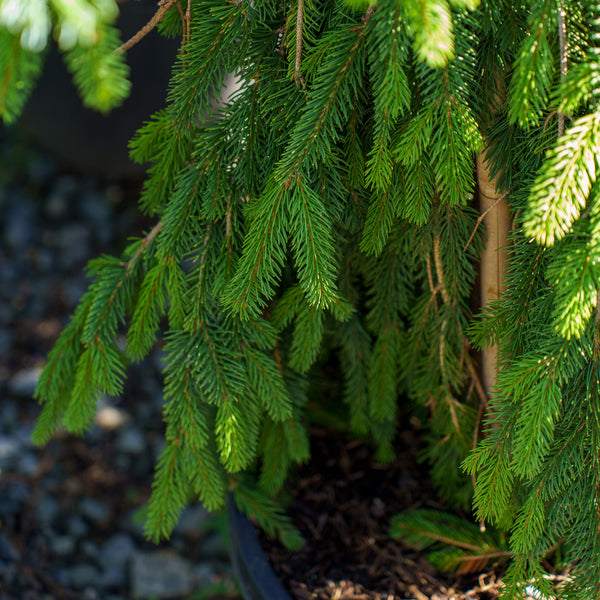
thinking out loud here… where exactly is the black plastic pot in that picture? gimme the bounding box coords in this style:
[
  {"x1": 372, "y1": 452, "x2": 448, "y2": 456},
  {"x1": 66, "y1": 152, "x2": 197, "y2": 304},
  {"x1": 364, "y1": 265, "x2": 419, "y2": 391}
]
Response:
[
  {"x1": 21, "y1": 0, "x2": 179, "y2": 178},
  {"x1": 228, "y1": 500, "x2": 293, "y2": 600}
]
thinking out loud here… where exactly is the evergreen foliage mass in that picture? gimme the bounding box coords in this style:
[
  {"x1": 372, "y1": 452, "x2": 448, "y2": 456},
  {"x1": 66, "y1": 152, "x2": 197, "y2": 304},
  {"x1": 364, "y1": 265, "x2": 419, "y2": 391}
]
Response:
[{"x1": 4, "y1": 0, "x2": 600, "y2": 596}]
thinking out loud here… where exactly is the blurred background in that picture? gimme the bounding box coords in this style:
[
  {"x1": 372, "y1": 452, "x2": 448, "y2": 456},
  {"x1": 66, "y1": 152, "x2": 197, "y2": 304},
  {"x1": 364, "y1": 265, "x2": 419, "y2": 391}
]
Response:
[{"x1": 0, "y1": 1, "x2": 241, "y2": 598}]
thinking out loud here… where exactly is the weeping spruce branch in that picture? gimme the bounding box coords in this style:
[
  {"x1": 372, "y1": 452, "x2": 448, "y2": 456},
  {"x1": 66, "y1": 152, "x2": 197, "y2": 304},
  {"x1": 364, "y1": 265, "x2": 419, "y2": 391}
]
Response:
[{"x1": 6, "y1": 0, "x2": 600, "y2": 596}]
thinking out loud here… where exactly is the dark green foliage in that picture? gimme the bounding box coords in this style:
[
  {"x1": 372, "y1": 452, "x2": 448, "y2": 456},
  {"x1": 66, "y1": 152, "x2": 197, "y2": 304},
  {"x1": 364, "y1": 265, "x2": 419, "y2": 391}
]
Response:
[
  {"x1": 6, "y1": 0, "x2": 600, "y2": 595},
  {"x1": 390, "y1": 508, "x2": 509, "y2": 575},
  {"x1": 0, "y1": 29, "x2": 45, "y2": 124}
]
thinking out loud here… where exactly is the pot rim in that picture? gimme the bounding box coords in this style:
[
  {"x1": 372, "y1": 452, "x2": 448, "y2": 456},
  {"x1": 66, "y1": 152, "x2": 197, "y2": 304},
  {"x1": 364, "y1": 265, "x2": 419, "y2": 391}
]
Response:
[{"x1": 228, "y1": 498, "x2": 293, "y2": 600}]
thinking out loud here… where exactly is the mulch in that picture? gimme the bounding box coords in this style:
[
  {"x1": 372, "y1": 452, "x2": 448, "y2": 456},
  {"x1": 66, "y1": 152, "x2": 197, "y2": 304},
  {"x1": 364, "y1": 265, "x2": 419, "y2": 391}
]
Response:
[{"x1": 261, "y1": 426, "x2": 509, "y2": 600}]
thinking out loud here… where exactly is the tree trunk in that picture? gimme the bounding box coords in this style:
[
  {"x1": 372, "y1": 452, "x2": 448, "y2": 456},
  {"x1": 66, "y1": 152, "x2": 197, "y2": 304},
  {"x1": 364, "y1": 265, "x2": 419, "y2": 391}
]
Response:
[{"x1": 477, "y1": 149, "x2": 510, "y2": 396}]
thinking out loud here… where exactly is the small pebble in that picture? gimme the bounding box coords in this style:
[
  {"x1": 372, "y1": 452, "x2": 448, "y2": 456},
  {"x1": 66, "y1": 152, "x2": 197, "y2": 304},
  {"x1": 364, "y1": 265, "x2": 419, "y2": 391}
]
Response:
[
  {"x1": 193, "y1": 563, "x2": 215, "y2": 588},
  {"x1": 131, "y1": 551, "x2": 195, "y2": 599},
  {"x1": 80, "y1": 497, "x2": 111, "y2": 524},
  {"x1": 95, "y1": 406, "x2": 129, "y2": 430},
  {"x1": 116, "y1": 427, "x2": 146, "y2": 454},
  {"x1": 51, "y1": 535, "x2": 76, "y2": 557},
  {"x1": 0, "y1": 435, "x2": 20, "y2": 470},
  {"x1": 96, "y1": 565, "x2": 127, "y2": 589},
  {"x1": 45, "y1": 192, "x2": 70, "y2": 219},
  {"x1": 56, "y1": 223, "x2": 91, "y2": 269},
  {"x1": 81, "y1": 588, "x2": 101, "y2": 600},
  {"x1": 81, "y1": 540, "x2": 101, "y2": 562},
  {"x1": 0, "y1": 481, "x2": 30, "y2": 513},
  {"x1": 0, "y1": 329, "x2": 14, "y2": 357},
  {"x1": 18, "y1": 452, "x2": 40, "y2": 476},
  {"x1": 4, "y1": 198, "x2": 37, "y2": 249},
  {"x1": 67, "y1": 563, "x2": 98, "y2": 589},
  {"x1": 174, "y1": 505, "x2": 211, "y2": 538},
  {"x1": 0, "y1": 533, "x2": 20, "y2": 562},
  {"x1": 0, "y1": 401, "x2": 18, "y2": 432},
  {"x1": 67, "y1": 515, "x2": 90, "y2": 538},
  {"x1": 35, "y1": 495, "x2": 61, "y2": 527},
  {"x1": 8, "y1": 367, "x2": 42, "y2": 398},
  {"x1": 99, "y1": 533, "x2": 136, "y2": 569}
]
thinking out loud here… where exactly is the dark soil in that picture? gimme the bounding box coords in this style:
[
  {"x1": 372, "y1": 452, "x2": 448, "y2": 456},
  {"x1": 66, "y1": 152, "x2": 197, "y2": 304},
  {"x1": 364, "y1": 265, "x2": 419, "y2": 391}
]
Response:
[{"x1": 261, "y1": 427, "x2": 507, "y2": 600}]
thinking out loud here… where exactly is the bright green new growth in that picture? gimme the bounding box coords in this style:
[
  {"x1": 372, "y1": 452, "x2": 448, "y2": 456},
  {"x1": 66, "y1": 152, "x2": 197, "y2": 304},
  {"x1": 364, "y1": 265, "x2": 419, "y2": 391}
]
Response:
[
  {"x1": 0, "y1": 0, "x2": 129, "y2": 120},
  {"x1": 5, "y1": 0, "x2": 600, "y2": 596}
]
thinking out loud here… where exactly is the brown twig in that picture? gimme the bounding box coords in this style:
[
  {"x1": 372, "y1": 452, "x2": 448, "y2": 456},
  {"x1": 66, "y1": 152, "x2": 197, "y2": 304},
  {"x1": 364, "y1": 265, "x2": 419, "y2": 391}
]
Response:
[
  {"x1": 557, "y1": 1, "x2": 567, "y2": 138},
  {"x1": 595, "y1": 290, "x2": 600, "y2": 360},
  {"x1": 466, "y1": 357, "x2": 489, "y2": 416},
  {"x1": 183, "y1": 0, "x2": 192, "y2": 44},
  {"x1": 125, "y1": 221, "x2": 164, "y2": 269},
  {"x1": 425, "y1": 254, "x2": 439, "y2": 312},
  {"x1": 362, "y1": 3, "x2": 376, "y2": 23},
  {"x1": 464, "y1": 193, "x2": 507, "y2": 252},
  {"x1": 433, "y1": 236, "x2": 450, "y2": 305},
  {"x1": 116, "y1": 0, "x2": 177, "y2": 53},
  {"x1": 294, "y1": 0, "x2": 306, "y2": 88}
]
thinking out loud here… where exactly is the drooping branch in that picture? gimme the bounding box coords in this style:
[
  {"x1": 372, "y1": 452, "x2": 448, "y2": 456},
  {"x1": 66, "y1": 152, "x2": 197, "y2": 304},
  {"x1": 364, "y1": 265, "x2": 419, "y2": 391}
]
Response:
[{"x1": 116, "y1": 0, "x2": 181, "y2": 53}]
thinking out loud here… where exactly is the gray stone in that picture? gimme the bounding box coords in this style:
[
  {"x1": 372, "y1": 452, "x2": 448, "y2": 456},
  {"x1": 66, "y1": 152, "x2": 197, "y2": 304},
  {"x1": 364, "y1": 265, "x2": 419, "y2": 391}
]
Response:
[
  {"x1": 8, "y1": 367, "x2": 42, "y2": 398},
  {"x1": 45, "y1": 191, "x2": 70, "y2": 219},
  {"x1": 0, "y1": 435, "x2": 20, "y2": 470},
  {"x1": 96, "y1": 565, "x2": 127, "y2": 589},
  {"x1": 67, "y1": 515, "x2": 90, "y2": 538},
  {"x1": 0, "y1": 481, "x2": 29, "y2": 514},
  {"x1": 0, "y1": 329, "x2": 13, "y2": 357},
  {"x1": 31, "y1": 246, "x2": 55, "y2": 271},
  {"x1": 99, "y1": 533, "x2": 136, "y2": 569},
  {"x1": 0, "y1": 401, "x2": 18, "y2": 432},
  {"x1": 1, "y1": 562, "x2": 18, "y2": 587},
  {"x1": 0, "y1": 534, "x2": 20, "y2": 562},
  {"x1": 51, "y1": 535, "x2": 76, "y2": 556},
  {"x1": 56, "y1": 223, "x2": 91, "y2": 269},
  {"x1": 51, "y1": 175, "x2": 79, "y2": 200},
  {"x1": 67, "y1": 563, "x2": 98, "y2": 589},
  {"x1": 17, "y1": 452, "x2": 40, "y2": 477},
  {"x1": 192, "y1": 563, "x2": 216, "y2": 588},
  {"x1": 5, "y1": 199, "x2": 37, "y2": 249},
  {"x1": 79, "y1": 192, "x2": 113, "y2": 245},
  {"x1": 174, "y1": 505, "x2": 211, "y2": 538},
  {"x1": 35, "y1": 495, "x2": 61, "y2": 526},
  {"x1": 115, "y1": 427, "x2": 146, "y2": 455},
  {"x1": 131, "y1": 551, "x2": 195, "y2": 599},
  {"x1": 114, "y1": 453, "x2": 132, "y2": 471},
  {"x1": 55, "y1": 568, "x2": 72, "y2": 587},
  {"x1": 81, "y1": 540, "x2": 100, "y2": 561},
  {"x1": 81, "y1": 588, "x2": 101, "y2": 600},
  {"x1": 79, "y1": 497, "x2": 110, "y2": 524},
  {"x1": 13, "y1": 423, "x2": 34, "y2": 446},
  {"x1": 62, "y1": 277, "x2": 88, "y2": 308}
]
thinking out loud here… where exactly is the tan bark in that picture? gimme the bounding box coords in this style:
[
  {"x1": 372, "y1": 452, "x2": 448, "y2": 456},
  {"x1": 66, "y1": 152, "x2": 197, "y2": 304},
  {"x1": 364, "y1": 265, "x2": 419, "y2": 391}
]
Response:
[{"x1": 477, "y1": 149, "x2": 511, "y2": 396}]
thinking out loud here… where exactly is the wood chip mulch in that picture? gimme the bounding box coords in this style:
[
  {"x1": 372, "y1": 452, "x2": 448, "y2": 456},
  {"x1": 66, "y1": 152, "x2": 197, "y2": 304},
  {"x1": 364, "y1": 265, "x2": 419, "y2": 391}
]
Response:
[{"x1": 261, "y1": 426, "x2": 509, "y2": 600}]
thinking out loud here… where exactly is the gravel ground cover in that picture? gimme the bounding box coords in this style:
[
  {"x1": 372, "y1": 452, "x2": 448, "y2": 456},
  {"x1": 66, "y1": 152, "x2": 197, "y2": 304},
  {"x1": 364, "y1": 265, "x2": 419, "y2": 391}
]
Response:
[{"x1": 0, "y1": 131, "x2": 240, "y2": 600}]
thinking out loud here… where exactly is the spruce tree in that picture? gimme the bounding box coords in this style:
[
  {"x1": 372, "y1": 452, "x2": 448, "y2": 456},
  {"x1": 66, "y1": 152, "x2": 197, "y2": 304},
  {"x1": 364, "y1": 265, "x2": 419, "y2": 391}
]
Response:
[{"x1": 4, "y1": 0, "x2": 600, "y2": 596}]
